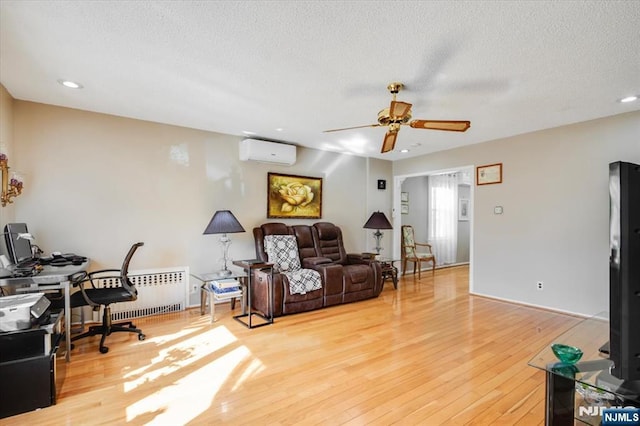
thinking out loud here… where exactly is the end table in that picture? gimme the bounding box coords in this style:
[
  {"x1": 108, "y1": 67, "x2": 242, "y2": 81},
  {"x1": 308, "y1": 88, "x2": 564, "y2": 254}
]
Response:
[
  {"x1": 232, "y1": 260, "x2": 274, "y2": 329},
  {"x1": 377, "y1": 257, "x2": 400, "y2": 289},
  {"x1": 191, "y1": 272, "x2": 245, "y2": 323}
]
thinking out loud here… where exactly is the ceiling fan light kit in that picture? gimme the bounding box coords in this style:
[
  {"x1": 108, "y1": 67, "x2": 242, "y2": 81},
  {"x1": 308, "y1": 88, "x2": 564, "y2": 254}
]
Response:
[{"x1": 324, "y1": 82, "x2": 471, "y2": 154}]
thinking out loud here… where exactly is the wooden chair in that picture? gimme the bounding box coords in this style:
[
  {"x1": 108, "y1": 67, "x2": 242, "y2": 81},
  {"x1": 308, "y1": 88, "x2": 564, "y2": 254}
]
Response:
[{"x1": 401, "y1": 225, "x2": 436, "y2": 279}]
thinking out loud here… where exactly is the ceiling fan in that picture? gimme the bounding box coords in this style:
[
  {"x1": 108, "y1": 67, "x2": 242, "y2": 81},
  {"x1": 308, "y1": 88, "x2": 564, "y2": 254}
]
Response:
[{"x1": 324, "y1": 82, "x2": 471, "y2": 153}]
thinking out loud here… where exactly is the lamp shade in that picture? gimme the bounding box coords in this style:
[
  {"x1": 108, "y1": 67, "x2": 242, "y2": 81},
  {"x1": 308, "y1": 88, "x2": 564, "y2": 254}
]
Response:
[
  {"x1": 363, "y1": 211, "x2": 393, "y2": 230},
  {"x1": 203, "y1": 210, "x2": 246, "y2": 235}
]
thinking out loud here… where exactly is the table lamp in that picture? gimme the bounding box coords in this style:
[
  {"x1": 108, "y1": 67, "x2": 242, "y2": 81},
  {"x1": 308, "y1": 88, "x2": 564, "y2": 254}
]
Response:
[
  {"x1": 363, "y1": 211, "x2": 393, "y2": 255},
  {"x1": 203, "y1": 210, "x2": 245, "y2": 276}
]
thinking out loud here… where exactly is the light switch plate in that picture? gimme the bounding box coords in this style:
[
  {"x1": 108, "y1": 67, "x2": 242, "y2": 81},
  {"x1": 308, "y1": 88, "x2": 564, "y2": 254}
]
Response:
[{"x1": 494, "y1": 206, "x2": 503, "y2": 214}]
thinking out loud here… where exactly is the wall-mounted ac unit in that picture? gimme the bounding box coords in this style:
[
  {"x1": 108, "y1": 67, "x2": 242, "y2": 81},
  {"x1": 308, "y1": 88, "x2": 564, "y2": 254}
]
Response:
[{"x1": 239, "y1": 139, "x2": 296, "y2": 166}]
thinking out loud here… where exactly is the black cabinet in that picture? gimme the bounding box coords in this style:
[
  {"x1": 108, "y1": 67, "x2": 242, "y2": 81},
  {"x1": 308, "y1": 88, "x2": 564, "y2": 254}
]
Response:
[{"x1": 0, "y1": 311, "x2": 65, "y2": 419}]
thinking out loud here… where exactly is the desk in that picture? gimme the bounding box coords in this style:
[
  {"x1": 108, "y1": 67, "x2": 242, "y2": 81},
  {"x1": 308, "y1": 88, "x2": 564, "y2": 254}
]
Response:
[
  {"x1": 528, "y1": 313, "x2": 640, "y2": 425},
  {"x1": 0, "y1": 261, "x2": 89, "y2": 362}
]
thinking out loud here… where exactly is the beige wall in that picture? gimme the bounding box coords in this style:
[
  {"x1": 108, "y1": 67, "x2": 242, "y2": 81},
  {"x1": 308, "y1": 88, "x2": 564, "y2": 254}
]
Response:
[
  {"x1": 393, "y1": 110, "x2": 640, "y2": 316},
  {"x1": 400, "y1": 175, "x2": 429, "y2": 243},
  {"x1": 364, "y1": 157, "x2": 393, "y2": 254},
  {"x1": 9, "y1": 99, "x2": 392, "y2": 291},
  {"x1": 0, "y1": 85, "x2": 16, "y2": 226}
]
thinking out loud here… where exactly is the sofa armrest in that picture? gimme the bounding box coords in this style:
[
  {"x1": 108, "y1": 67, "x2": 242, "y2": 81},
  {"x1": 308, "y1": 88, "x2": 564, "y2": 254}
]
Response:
[
  {"x1": 302, "y1": 256, "x2": 333, "y2": 268},
  {"x1": 346, "y1": 253, "x2": 378, "y2": 266},
  {"x1": 346, "y1": 254, "x2": 383, "y2": 296},
  {"x1": 307, "y1": 262, "x2": 344, "y2": 296}
]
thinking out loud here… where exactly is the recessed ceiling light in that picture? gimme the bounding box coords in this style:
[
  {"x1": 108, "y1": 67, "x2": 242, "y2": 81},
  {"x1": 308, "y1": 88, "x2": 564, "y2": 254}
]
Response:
[
  {"x1": 57, "y1": 79, "x2": 83, "y2": 89},
  {"x1": 619, "y1": 95, "x2": 638, "y2": 103},
  {"x1": 400, "y1": 149, "x2": 409, "y2": 153},
  {"x1": 242, "y1": 130, "x2": 256, "y2": 135},
  {"x1": 275, "y1": 128, "x2": 283, "y2": 132}
]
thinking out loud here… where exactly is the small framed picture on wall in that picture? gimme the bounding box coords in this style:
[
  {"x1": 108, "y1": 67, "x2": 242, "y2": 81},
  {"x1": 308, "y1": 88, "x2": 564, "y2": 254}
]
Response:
[
  {"x1": 401, "y1": 204, "x2": 409, "y2": 214},
  {"x1": 477, "y1": 163, "x2": 502, "y2": 185},
  {"x1": 459, "y1": 199, "x2": 469, "y2": 221}
]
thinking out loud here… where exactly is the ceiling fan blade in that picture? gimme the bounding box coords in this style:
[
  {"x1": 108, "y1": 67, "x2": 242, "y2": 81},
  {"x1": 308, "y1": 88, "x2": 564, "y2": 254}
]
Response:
[
  {"x1": 324, "y1": 123, "x2": 381, "y2": 133},
  {"x1": 381, "y1": 131, "x2": 398, "y2": 153},
  {"x1": 409, "y1": 120, "x2": 471, "y2": 132},
  {"x1": 390, "y1": 101, "x2": 412, "y2": 119}
]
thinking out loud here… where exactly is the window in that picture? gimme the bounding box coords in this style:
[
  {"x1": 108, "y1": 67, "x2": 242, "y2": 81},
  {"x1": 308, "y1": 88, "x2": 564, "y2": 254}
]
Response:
[{"x1": 428, "y1": 173, "x2": 458, "y2": 265}]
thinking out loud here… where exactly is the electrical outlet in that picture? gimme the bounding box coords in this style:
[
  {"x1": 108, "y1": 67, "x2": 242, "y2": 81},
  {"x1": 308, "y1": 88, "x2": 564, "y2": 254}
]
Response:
[{"x1": 537, "y1": 281, "x2": 544, "y2": 291}]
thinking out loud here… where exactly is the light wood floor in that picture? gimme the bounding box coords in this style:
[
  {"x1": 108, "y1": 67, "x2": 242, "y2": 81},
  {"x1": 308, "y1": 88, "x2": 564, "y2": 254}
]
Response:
[{"x1": 4, "y1": 266, "x2": 581, "y2": 425}]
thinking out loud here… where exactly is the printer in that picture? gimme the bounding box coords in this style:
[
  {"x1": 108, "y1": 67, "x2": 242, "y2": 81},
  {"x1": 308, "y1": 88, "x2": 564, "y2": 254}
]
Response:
[{"x1": 0, "y1": 293, "x2": 51, "y2": 332}]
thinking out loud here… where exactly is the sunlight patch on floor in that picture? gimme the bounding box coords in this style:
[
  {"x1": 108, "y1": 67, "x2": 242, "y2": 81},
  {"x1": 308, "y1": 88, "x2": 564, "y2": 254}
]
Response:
[
  {"x1": 123, "y1": 326, "x2": 237, "y2": 392},
  {"x1": 121, "y1": 326, "x2": 202, "y2": 376},
  {"x1": 232, "y1": 358, "x2": 265, "y2": 392},
  {"x1": 140, "y1": 326, "x2": 200, "y2": 346},
  {"x1": 125, "y1": 345, "x2": 252, "y2": 424}
]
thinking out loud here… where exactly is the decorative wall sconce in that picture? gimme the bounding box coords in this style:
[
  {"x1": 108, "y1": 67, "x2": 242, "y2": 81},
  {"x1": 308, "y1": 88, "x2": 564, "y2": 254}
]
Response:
[{"x1": 0, "y1": 154, "x2": 24, "y2": 207}]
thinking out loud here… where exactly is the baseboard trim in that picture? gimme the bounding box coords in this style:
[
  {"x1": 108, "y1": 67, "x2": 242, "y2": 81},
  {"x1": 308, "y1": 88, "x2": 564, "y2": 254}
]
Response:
[
  {"x1": 436, "y1": 262, "x2": 469, "y2": 270},
  {"x1": 401, "y1": 261, "x2": 469, "y2": 274},
  {"x1": 469, "y1": 291, "x2": 590, "y2": 319}
]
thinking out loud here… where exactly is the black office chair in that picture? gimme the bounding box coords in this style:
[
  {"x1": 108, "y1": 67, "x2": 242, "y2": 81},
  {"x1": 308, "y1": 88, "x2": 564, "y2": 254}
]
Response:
[{"x1": 69, "y1": 242, "x2": 146, "y2": 353}]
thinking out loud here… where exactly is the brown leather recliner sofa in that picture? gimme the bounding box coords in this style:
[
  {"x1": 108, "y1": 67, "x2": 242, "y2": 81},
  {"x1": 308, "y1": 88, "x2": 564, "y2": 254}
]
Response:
[{"x1": 251, "y1": 222, "x2": 383, "y2": 317}]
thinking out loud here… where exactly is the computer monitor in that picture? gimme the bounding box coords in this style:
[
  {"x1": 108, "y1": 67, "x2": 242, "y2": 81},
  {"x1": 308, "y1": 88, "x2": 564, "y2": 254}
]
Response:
[{"x1": 4, "y1": 223, "x2": 33, "y2": 264}]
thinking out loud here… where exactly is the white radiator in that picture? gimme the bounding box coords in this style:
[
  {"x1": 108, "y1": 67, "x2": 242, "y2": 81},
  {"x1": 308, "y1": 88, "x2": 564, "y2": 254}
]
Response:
[{"x1": 93, "y1": 266, "x2": 190, "y2": 322}]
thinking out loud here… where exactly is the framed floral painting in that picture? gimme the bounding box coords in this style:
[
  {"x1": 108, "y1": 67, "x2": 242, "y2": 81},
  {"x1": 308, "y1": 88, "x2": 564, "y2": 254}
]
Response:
[{"x1": 267, "y1": 172, "x2": 322, "y2": 219}]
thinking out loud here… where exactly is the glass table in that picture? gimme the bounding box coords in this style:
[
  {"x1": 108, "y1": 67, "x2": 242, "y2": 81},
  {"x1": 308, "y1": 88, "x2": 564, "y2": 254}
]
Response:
[
  {"x1": 191, "y1": 271, "x2": 246, "y2": 323},
  {"x1": 359, "y1": 254, "x2": 399, "y2": 289},
  {"x1": 376, "y1": 257, "x2": 400, "y2": 289},
  {"x1": 528, "y1": 312, "x2": 640, "y2": 425}
]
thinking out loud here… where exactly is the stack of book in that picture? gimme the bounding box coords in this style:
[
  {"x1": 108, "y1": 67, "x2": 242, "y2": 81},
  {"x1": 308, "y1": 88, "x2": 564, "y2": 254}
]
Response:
[{"x1": 209, "y1": 278, "x2": 242, "y2": 300}]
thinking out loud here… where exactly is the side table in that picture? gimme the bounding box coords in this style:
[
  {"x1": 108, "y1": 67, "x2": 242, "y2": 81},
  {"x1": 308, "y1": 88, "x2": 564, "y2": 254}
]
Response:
[
  {"x1": 528, "y1": 312, "x2": 640, "y2": 425},
  {"x1": 191, "y1": 272, "x2": 246, "y2": 323},
  {"x1": 232, "y1": 260, "x2": 274, "y2": 329},
  {"x1": 377, "y1": 257, "x2": 400, "y2": 289}
]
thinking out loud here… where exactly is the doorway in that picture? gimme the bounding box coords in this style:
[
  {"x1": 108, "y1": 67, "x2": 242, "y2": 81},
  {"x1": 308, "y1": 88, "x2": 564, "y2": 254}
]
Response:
[{"x1": 392, "y1": 165, "x2": 474, "y2": 291}]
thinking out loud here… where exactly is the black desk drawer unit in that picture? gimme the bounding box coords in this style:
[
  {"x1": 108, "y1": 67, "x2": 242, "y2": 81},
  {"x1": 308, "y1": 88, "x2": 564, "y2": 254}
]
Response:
[{"x1": 0, "y1": 313, "x2": 65, "y2": 419}]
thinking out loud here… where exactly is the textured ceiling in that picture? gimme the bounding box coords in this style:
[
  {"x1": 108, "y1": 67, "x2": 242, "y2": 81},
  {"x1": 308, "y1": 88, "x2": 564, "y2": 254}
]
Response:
[{"x1": 1, "y1": 1, "x2": 638, "y2": 160}]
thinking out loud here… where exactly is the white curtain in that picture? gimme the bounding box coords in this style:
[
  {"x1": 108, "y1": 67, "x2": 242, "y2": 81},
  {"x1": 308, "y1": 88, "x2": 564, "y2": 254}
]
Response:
[{"x1": 428, "y1": 173, "x2": 458, "y2": 265}]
